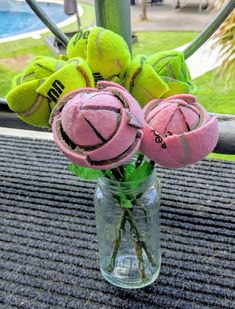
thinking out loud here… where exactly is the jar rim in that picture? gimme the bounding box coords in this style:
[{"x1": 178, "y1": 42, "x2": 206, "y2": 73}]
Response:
[{"x1": 97, "y1": 167, "x2": 158, "y2": 194}]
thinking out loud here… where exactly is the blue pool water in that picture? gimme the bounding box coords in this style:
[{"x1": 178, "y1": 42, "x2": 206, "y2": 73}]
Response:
[{"x1": 0, "y1": 1, "x2": 69, "y2": 38}]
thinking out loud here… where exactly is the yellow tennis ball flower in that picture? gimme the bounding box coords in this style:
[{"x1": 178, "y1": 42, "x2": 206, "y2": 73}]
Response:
[
  {"x1": 37, "y1": 57, "x2": 94, "y2": 104},
  {"x1": 6, "y1": 79, "x2": 53, "y2": 128},
  {"x1": 124, "y1": 55, "x2": 169, "y2": 107},
  {"x1": 124, "y1": 51, "x2": 197, "y2": 107},
  {"x1": 21, "y1": 56, "x2": 66, "y2": 83},
  {"x1": 6, "y1": 57, "x2": 94, "y2": 128},
  {"x1": 146, "y1": 50, "x2": 196, "y2": 98},
  {"x1": 66, "y1": 27, "x2": 131, "y2": 83},
  {"x1": 11, "y1": 73, "x2": 23, "y2": 89}
]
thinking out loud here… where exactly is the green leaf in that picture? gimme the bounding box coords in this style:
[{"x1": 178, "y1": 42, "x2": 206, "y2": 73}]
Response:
[
  {"x1": 68, "y1": 163, "x2": 104, "y2": 180},
  {"x1": 120, "y1": 193, "x2": 133, "y2": 209},
  {"x1": 102, "y1": 170, "x2": 113, "y2": 178},
  {"x1": 124, "y1": 162, "x2": 136, "y2": 181},
  {"x1": 125, "y1": 161, "x2": 154, "y2": 183}
]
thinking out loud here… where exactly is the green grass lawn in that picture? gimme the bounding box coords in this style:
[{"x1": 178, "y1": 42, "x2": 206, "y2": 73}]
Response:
[
  {"x1": 194, "y1": 69, "x2": 235, "y2": 114},
  {"x1": 132, "y1": 31, "x2": 198, "y2": 56}
]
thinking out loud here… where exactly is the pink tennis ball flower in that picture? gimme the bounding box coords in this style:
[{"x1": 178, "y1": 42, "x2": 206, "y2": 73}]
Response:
[
  {"x1": 140, "y1": 94, "x2": 219, "y2": 168},
  {"x1": 50, "y1": 81, "x2": 144, "y2": 170}
]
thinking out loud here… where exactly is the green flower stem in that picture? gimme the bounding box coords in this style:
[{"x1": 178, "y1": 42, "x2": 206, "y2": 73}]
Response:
[
  {"x1": 148, "y1": 160, "x2": 156, "y2": 170},
  {"x1": 140, "y1": 241, "x2": 157, "y2": 268},
  {"x1": 106, "y1": 162, "x2": 156, "y2": 280},
  {"x1": 118, "y1": 165, "x2": 125, "y2": 178},
  {"x1": 106, "y1": 209, "x2": 127, "y2": 273},
  {"x1": 135, "y1": 153, "x2": 144, "y2": 168},
  {"x1": 126, "y1": 209, "x2": 156, "y2": 268},
  {"x1": 134, "y1": 241, "x2": 147, "y2": 281},
  {"x1": 111, "y1": 168, "x2": 124, "y2": 181},
  {"x1": 102, "y1": 170, "x2": 111, "y2": 179}
]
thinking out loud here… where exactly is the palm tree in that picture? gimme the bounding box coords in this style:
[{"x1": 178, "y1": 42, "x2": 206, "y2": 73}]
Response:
[{"x1": 213, "y1": 0, "x2": 235, "y2": 80}]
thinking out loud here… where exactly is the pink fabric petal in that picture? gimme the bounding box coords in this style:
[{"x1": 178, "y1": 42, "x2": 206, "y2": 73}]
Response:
[
  {"x1": 165, "y1": 116, "x2": 218, "y2": 166},
  {"x1": 163, "y1": 134, "x2": 191, "y2": 167},
  {"x1": 91, "y1": 137, "x2": 142, "y2": 170},
  {"x1": 52, "y1": 82, "x2": 145, "y2": 169},
  {"x1": 143, "y1": 99, "x2": 163, "y2": 115},
  {"x1": 97, "y1": 81, "x2": 127, "y2": 92},
  {"x1": 140, "y1": 125, "x2": 163, "y2": 160},
  {"x1": 149, "y1": 105, "x2": 179, "y2": 135},
  {"x1": 145, "y1": 101, "x2": 167, "y2": 123},
  {"x1": 102, "y1": 87, "x2": 145, "y2": 125},
  {"x1": 193, "y1": 102, "x2": 210, "y2": 126},
  {"x1": 71, "y1": 92, "x2": 123, "y2": 109},
  {"x1": 61, "y1": 104, "x2": 103, "y2": 146},
  {"x1": 179, "y1": 105, "x2": 200, "y2": 130},
  {"x1": 52, "y1": 115, "x2": 91, "y2": 167},
  {"x1": 165, "y1": 94, "x2": 196, "y2": 105},
  {"x1": 81, "y1": 109, "x2": 120, "y2": 140},
  {"x1": 141, "y1": 94, "x2": 219, "y2": 168},
  {"x1": 140, "y1": 125, "x2": 184, "y2": 168},
  {"x1": 87, "y1": 110, "x2": 138, "y2": 161},
  {"x1": 181, "y1": 116, "x2": 218, "y2": 164},
  {"x1": 164, "y1": 107, "x2": 189, "y2": 135},
  {"x1": 153, "y1": 147, "x2": 185, "y2": 168}
]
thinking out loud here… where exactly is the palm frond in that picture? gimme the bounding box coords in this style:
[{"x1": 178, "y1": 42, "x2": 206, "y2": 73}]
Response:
[{"x1": 213, "y1": 0, "x2": 235, "y2": 83}]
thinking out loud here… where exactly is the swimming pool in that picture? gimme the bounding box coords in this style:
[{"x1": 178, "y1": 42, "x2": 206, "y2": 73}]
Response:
[{"x1": 0, "y1": 0, "x2": 69, "y2": 39}]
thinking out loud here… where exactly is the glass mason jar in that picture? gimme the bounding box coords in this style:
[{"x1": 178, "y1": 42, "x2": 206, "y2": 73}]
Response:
[{"x1": 94, "y1": 168, "x2": 161, "y2": 289}]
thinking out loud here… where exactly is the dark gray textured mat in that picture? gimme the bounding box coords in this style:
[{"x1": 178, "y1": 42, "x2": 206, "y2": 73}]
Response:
[{"x1": 0, "y1": 134, "x2": 234, "y2": 309}]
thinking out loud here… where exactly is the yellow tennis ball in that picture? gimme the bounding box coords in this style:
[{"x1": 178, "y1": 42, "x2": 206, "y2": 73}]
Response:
[
  {"x1": 37, "y1": 57, "x2": 94, "y2": 104},
  {"x1": 21, "y1": 56, "x2": 66, "y2": 83},
  {"x1": 66, "y1": 27, "x2": 131, "y2": 82},
  {"x1": 146, "y1": 50, "x2": 196, "y2": 97},
  {"x1": 11, "y1": 73, "x2": 23, "y2": 89},
  {"x1": 6, "y1": 79, "x2": 53, "y2": 128},
  {"x1": 67, "y1": 30, "x2": 89, "y2": 60},
  {"x1": 6, "y1": 57, "x2": 94, "y2": 128},
  {"x1": 58, "y1": 54, "x2": 68, "y2": 61},
  {"x1": 124, "y1": 55, "x2": 169, "y2": 107}
]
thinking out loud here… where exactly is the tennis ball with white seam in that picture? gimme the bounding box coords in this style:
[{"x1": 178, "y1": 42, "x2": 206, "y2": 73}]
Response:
[
  {"x1": 146, "y1": 50, "x2": 196, "y2": 98},
  {"x1": 10, "y1": 56, "x2": 64, "y2": 88},
  {"x1": 21, "y1": 56, "x2": 66, "y2": 83},
  {"x1": 6, "y1": 56, "x2": 66, "y2": 128},
  {"x1": 6, "y1": 79, "x2": 53, "y2": 128},
  {"x1": 37, "y1": 57, "x2": 94, "y2": 104},
  {"x1": 11, "y1": 73, "x2": 23, "y2": 89},
  {"x1": 66, "y1": 27, "x2": 131, "y2": 82},
  {"x1": 124, "y1": 55, "x2": 169, "y2": 107},
  {"x1": 6, "y1": 57, "x2": 94, "y2": 128}
]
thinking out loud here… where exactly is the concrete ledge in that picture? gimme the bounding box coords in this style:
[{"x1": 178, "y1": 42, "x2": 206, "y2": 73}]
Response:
[{"x1": 0, "y1": 127, "x2": 53, "y2": 140}]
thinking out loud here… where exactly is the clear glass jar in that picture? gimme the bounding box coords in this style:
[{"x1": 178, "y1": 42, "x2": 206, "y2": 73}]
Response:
[{"x1": 94, "y1": 168, "x2": 161, "y2": 289}]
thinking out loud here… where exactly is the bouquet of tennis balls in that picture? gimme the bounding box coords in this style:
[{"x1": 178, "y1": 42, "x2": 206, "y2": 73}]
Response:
[
  {"x1": 6, "y1": 26, "x2": 219, "y2": 284},
  {"x1": 6, "y1": 26, "x2": 218, "y2": 169}
]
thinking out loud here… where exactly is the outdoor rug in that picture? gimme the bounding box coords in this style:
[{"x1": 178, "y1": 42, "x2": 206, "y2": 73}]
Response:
[{"x1": 0, "y1": 135, "x2": 234, "y2": 309}]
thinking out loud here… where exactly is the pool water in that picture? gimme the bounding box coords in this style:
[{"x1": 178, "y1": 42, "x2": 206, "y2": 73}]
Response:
[{"x1": 0, "y1": 1, "x2": 69, "y2": 38}]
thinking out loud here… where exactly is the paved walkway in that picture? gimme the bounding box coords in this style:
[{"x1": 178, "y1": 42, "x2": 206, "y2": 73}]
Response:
[
  {"x1": 130, "y1": 0, "x2": 215, "y2": 32},
  {"x1": 83, "y1": 0, "x2": 215, "y2": 32}
]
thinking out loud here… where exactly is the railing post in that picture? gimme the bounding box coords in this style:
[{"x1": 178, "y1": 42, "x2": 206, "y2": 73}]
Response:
[
  {"x1": 25, "y1": 0, "x2": 69, "y2": 46},
  {"x1": 94, "y1": 0, "x2": 132, "y2": 53}
]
